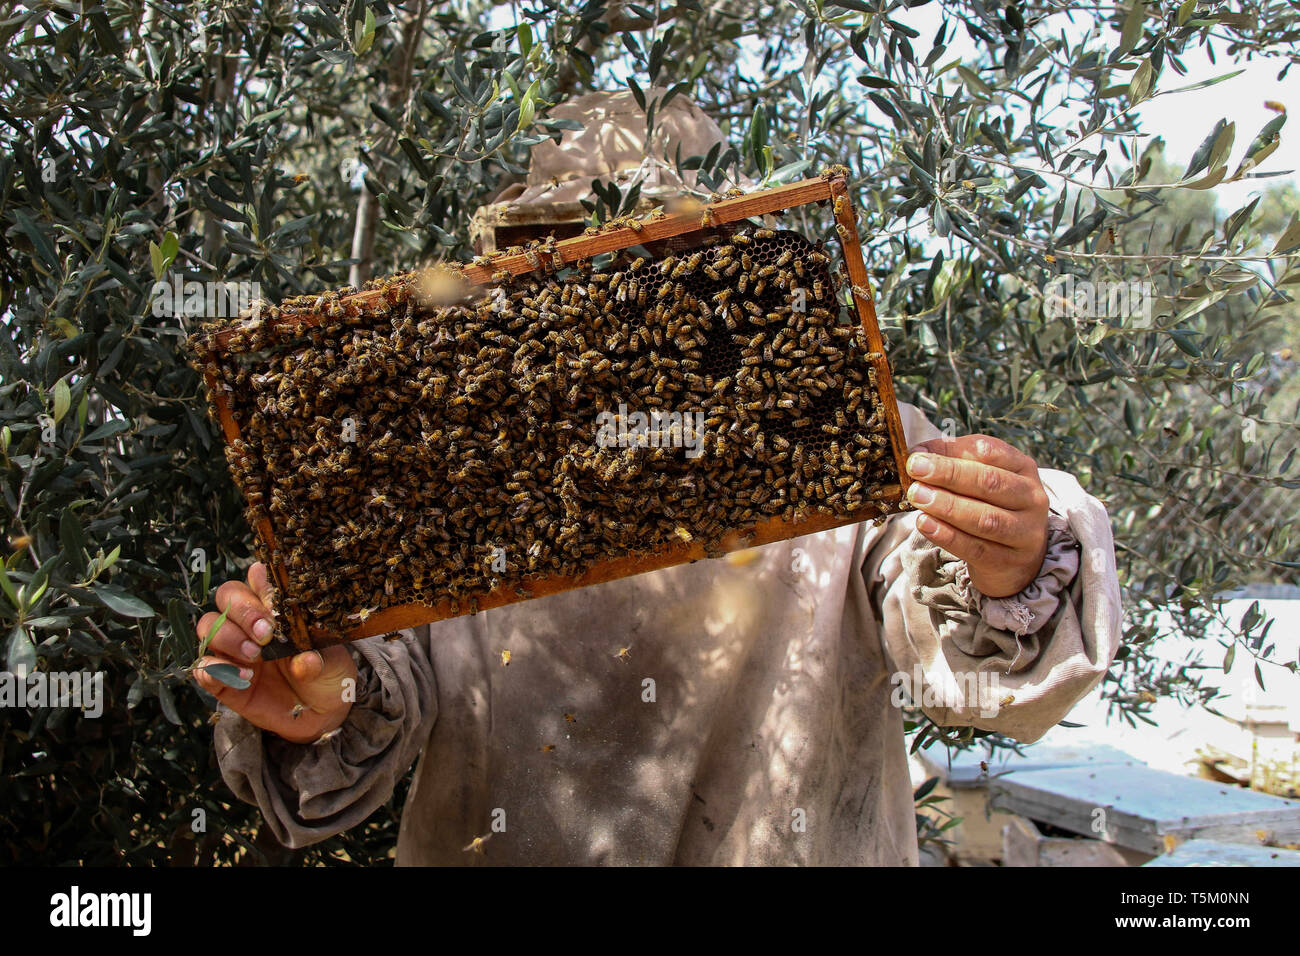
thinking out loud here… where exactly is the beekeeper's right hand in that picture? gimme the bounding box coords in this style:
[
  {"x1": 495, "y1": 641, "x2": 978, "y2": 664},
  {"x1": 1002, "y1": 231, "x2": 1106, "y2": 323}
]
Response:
[{"x1": 192, "y1": 561, "x2": 358, "y2": 743}]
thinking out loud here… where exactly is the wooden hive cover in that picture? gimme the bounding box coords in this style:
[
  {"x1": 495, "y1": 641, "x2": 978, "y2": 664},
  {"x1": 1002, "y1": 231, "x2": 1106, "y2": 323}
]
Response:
[{"x1": 990, "y1": 763, "x2": 1300, "y2": 855}]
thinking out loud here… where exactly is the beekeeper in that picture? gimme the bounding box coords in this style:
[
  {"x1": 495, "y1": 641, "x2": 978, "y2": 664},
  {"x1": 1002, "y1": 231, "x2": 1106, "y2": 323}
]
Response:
[{"x1": 194, "y1": 91, "x2": 1122, "y2": 865}]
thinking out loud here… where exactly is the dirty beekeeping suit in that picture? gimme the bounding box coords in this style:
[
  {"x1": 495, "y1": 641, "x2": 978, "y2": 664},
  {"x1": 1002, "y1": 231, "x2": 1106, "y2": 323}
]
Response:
[{"x1": 209, "y1": 91, "x2": 1123, "y2": 865}]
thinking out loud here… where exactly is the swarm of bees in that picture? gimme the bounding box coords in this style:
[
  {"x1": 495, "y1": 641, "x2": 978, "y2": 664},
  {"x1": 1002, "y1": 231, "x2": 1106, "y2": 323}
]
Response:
[{"x1": 189, "y1": 226, "x2": 903, "y2": 642}]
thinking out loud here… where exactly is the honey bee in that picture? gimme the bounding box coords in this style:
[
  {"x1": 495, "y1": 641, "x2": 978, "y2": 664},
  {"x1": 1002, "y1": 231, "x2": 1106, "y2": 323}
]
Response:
[
  {"x1": 500, "y1": 649, "x2": 512, "y2": 666},
  {"x1": 614, "y1": 645, "x2": 632, "y2": 663},
  {"x1": 462, "y1": 833, "x2": 493, "y2": 854}
]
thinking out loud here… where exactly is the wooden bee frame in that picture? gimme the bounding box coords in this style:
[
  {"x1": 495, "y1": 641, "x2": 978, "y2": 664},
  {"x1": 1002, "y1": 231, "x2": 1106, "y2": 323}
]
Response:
[{"x1": 200, "y1": 174, "x2": 911, "y2": 655}]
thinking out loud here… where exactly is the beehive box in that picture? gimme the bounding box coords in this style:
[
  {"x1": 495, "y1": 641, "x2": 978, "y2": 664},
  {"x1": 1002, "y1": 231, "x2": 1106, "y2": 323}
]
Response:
[{"x1": 190, "y1": 173, "x2": 911, "y2": 655}]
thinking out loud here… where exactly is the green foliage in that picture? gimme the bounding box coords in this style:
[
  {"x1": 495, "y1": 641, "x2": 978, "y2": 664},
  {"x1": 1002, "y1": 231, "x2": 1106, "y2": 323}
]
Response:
[{"x1": 2, "y1": 0, "x2": 1298, "y2": 864}]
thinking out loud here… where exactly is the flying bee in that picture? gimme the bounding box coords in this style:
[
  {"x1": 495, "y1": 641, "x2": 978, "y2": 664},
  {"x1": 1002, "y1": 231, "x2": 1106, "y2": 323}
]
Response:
[
  {"x1": 614, "y1": 645, "x2": 632, "y2": 663},
  {"x1": 462, "y1": 833, "x2": 493, "y2": 855}
]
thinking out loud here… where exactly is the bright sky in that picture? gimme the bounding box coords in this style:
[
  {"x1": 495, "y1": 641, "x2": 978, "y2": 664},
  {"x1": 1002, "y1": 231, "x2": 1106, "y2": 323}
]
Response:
[{"x1": 1136, "y1": 48, "x2": 1298, "y2": 209}]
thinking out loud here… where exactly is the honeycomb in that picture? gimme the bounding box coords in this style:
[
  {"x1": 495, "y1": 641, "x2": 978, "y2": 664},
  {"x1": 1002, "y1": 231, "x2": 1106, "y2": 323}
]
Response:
[{"x1": 191, "y1": 226, "x2": 904, "y2": 644}]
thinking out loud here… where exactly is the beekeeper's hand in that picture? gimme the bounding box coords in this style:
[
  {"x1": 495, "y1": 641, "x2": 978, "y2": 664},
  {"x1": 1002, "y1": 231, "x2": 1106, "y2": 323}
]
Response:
[
  {"x1": 191, "y1": 561, "x2": 358, "y2": 743},
  {"x1": 904, "y1": 435, "x2": 1051, "y2": 598}
]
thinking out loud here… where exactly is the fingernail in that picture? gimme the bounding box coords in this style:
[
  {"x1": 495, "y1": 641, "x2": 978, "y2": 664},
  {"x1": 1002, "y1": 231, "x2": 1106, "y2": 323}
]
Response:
[
  {"x1": 241, "y1": 640, "x2": 261, "y2": 659},
  {"x1": 917, "y1": 514, "x2": 939, "y2": 534},
  {"x1": 253, "y1": 619, "x2": 273, "y2": 642},
  {"x1": 908, "y1": 483, "x2": 935, "y2": 505},
  {"x1": 239, "y1": 667, "x2": 254, "y2": 680},
  {"x1": 907, "y1": 453, "x2": 932, "y2": 477}
]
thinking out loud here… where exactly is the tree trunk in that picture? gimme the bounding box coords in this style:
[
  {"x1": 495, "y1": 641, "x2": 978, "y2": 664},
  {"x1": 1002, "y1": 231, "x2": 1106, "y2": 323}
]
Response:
[{"x1": 349, "y1": 0, "x2": 428, "y2": 289}]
